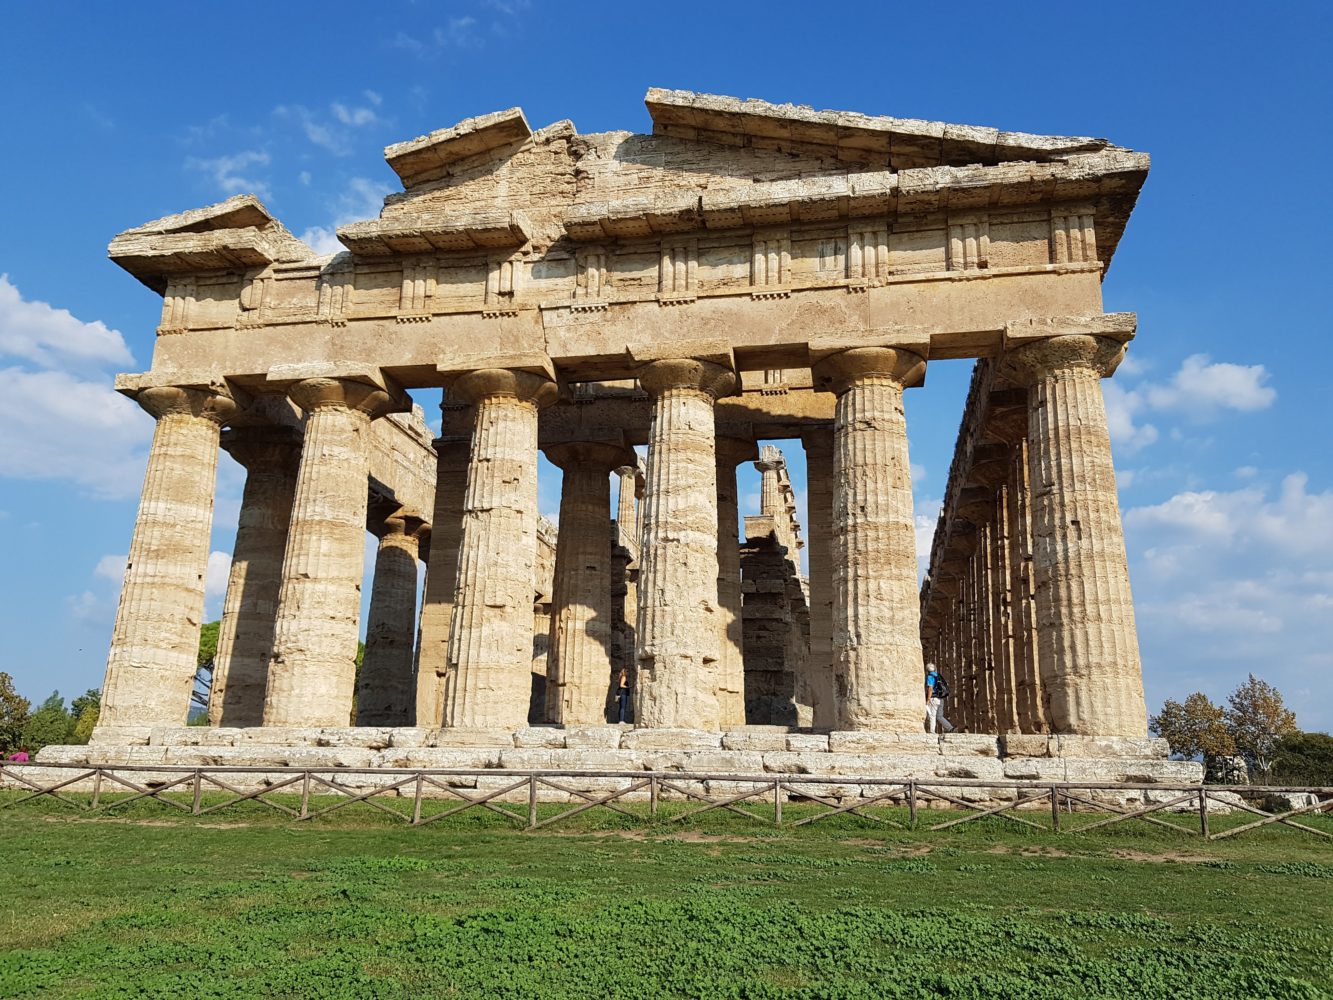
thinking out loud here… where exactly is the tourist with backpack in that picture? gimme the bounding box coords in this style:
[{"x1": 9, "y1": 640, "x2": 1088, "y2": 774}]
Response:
[{"x1": 924, "y1": 664, "x2": 955, "y2": 734}]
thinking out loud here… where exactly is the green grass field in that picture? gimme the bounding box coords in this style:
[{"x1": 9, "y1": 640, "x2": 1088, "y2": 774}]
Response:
[{"x1": 2, "y1": 794, "x2": 1331, "y2": 999}]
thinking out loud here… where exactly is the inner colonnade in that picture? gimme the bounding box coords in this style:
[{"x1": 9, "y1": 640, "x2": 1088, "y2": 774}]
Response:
[{"x1": 92, "y1": 89, "x2": 1154, "y2": 743}]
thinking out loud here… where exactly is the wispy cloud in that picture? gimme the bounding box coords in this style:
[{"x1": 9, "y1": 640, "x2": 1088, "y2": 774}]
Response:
[
  {"x1": 300, "y1": 176, "x2": 395, "y2": 256},
  {"x1": 185, "y1": 150, "x2": 272, "y2": 199}
]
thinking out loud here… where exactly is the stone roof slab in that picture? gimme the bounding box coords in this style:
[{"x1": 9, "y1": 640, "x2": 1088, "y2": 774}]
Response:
[{"x1": 385, "y1": 107, "x2": 533, "y2": 188}]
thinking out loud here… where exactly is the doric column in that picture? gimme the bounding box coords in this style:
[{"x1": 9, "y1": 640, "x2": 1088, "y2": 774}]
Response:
[
  {"x1": 544, "y1": 442, "x2": 633, "y2": 724},
  {"x1": 444, "y1": 368, "x2": 557, "y2": 728},
  {"x1": 356, "y1": 513, "x2": 426, "y2": 725},
  {"x1": 715, "y1": 436, "x2": 758, "y2": 727},
  {"x1": 207, "y1": 426, "x2": 301, "y2": 727},
  {"x1": 801, "y1": 426, "x2": 837, "y2": 729},
  {"x1": 1002, "y1": 335, "x2": 1148, "y2": 736},
  {"x1": 813, "y1": 347, "x2": 926, "y2": 731},
  {"x1": 634, "y1": 358, "x2": 736, "y2": 729},
  {"x1": 101, "y1": 385, "x2": 237, "y2": 728},
  {"x1": 615, "y1": 464, "x2": 638, "y2": 550},
  {"x1": 415, "y1": 428, "x2": 470, "y2": 727},
  {"x1": 264, "y1": 377, "x2": 397, "y2": 727}
]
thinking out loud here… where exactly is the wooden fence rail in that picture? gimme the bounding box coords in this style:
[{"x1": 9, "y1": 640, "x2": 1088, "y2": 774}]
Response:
[{"x1": 2, "y1": 762, "x2": 1330, "y2": 841}]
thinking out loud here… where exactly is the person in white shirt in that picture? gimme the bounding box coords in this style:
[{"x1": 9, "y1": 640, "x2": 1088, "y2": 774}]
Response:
[{"x1": 924, "y1": 663, "x2": 955, "y2": 734}]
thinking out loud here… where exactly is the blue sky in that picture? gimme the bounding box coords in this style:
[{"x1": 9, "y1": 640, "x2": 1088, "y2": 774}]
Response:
[{"x1": 1, "y1": 1, "x2": 1329, "y2": 729}]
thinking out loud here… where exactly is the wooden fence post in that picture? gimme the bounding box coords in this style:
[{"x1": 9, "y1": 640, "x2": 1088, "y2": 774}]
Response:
[
  {"x1": 1050, "y1": 786, "x2": 1060, "y2": 831},
  {"x1": 91, "y1": 768, "x2": 103, "y2": 810},
  {"x1": 1199, "y1": 788, "x2": 1209, "y2": 839},
  {"x1": 412, "y1": 774, "x2": 424, "y2": 825},
  {"x1": 299, "y1": 771, "x2": 311, "y2": 820},
  {"x1": 908, "y1": 780, "x2": 917, "y2": 827},
  {"x1": 649, "y1": 774, "x2": 659, "y2": 818},
  {"x1": 773, "y1": 779, "x2": 782, "y2": 827},
  {"x1": 191, "y1": 770, "x2": 203, "y2": 815},
  {"x1": 527, "y1": 774, "x2": 538, "y2": 830}
]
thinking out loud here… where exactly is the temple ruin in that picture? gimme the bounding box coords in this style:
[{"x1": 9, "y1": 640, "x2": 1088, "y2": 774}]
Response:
[{"x1": 49, "y1": 89, "x2": 1201, "y2": 786}]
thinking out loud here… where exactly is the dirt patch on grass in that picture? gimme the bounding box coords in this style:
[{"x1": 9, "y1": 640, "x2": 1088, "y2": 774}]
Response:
[
  {"x1": 1019, "y1": 846, "x2": 1071, "y2": 858},
  {"x1": 43, "y1": 816, "x2": 252, "y2": 830},
  {"x1": 1110, "y1": 849, "x2": 1222, "y2": 863}
]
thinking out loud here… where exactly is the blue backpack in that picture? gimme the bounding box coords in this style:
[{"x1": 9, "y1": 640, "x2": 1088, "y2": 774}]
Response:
[{"x1": 928, "y1": 672, "x2": 950, "y2": 699}]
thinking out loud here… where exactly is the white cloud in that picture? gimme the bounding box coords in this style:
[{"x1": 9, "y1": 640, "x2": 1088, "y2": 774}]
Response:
[
  {"x1": 1142, "y1": 354, "x2": 1275, "y2": 414},
  {"x1": 1104, "y1": 353, "x2": 1274, "y2": 455},
  {"x1": 205, "y1": 551, "x2": 232, "y2": 617},
  {"x1": 1125, "y1": 472, "x2": 1333, "y2": 731},
  {"x1": 94, "y1": 554, "x2": 127, "y2": 584},
  {"x1": 435, "y1": 16, "x2": 479, "y2": 47},
  {"x1": 0, "y1": 366, "x2": 150, "y2": 499},
  {"x1": 914, "y1": 498, "x2": 943, "y2": 580},
  {"x1": 300, "y1": 176, "x2": 393, "y2": 256},
  {"x1": 185, "y1": 150, "x2": 272, "y2": 199},
  {"x1": 0, "y1": 275, "x2": 134, "y2": 370},
  {"x1": 332, "y1": 102, "x2": 378, "y2": 127}
]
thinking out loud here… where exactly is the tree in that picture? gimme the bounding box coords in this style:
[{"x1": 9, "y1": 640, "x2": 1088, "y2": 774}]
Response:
[
  {"x1": 20, "y1": 692, "x2": 74, "y2": 754},
  {"x1": 192, "y1": 620, "x2": 221, "y2": 717},
  {"x1": 1271, "y1": 731, "x2": 1333, "y2": 786},
  {"x1": 1225, "y1": 674, "x2": 1298, "y2": 779},
  {"x1": 70, "y1": 688, "x2": 100, "y2": 720},
  {"x1": 0, "y1": 673, "x2": 30, "y2": 754},
  {"x1": 71, "y1": 704, "x2": 99, "y2": 744},
  {"x1": 1150, "y1": 692, "x2": 1235, "y2": 765}
]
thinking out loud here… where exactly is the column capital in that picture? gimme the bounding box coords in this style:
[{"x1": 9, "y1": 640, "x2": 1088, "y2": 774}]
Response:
[
  {"x1": 812, "y1": 347, "x2": 925, "y2": 396},
  {"x1": 288, "y1": 377, "x2": 398, "y2": 418},
  {"x1": 220, "y1": 424, "x2": 303, "y2": 469},
  {"x1": 378, "y1": 511, "x2": 429, "y2": 542},
  {"x1": 544, "y1": 440, "x2": 635, "y2": 473},
  {"x1": 449, "y1": 367, "x2": 558, "y2": 408},
  {"x1": 715, "y1": 435, "x2": 758, "y2": 468},
  {"x1": 134, "y1": 384, "x2": 239, "y2": 425},
  {"x1": 1001, "y1": 334, "x2": 1126, "y2": 385},
  {"x1": 636, "y1": 358, "x2": 736, "y2": 400}
]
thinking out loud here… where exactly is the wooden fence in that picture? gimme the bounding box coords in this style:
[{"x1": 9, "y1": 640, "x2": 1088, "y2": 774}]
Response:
[{"x1": 3, "y1": 762, "x2": 1330, "y2": 841}]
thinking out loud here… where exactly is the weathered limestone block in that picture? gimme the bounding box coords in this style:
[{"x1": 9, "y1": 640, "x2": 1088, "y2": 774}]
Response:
[
  {"x1": 998, "y1": 734, "x2": 1055, "y2": 757},
  {"x1": 812, "y1": 347, "x2": 926, "y2": 732},
  {"x1": 939, "y1": 733, "x2": 1001, "y2": 757},
  {"x1": 544, "y1": 441, "x2": 634, "y2": 724},
  {"x1": 639, "y1": 750, "x2": 766, "y2": 773},
  {"x1": 715, "y1": 436, "x2": 758, "y2": 726},
  {"x1": 721, "y1": 730, "x2": 791, "y2": 751},
  {"x1": 549, "y1": 749, "x2": 636, "y2": 771},
  {"x1": 634, "y1": 358, "x2": 736, "y2": 730},
  {"x1": 264, "y1": 377, "x2": 399, "y2": 727},
  {"x1": 444, "y1": 368, "x2": 558, "y2": 728},
  {"x1": 387, "y1": 728, "x2": 435, "y2": 748},
  {"x1": 1053, "y1": 735, "x2": 1169, "y2": 759},
  {"x1": 357, "y1": 514, "x2": 426, "y2": 726},
  {"x1": 829, "y1": 731, "x2": 945, "y2": 755},
  {"x1": 1002, "y1": 335, "x2": 1148, "y2": 737},
  {"x1": 88, "y1": 726, "x2": 154, "y2": 746},
  {"x1": 373, "y1": 747, "x2": 502, "y2": 769},
  {"x1": 513, "y1": 726, "x2": 568, "y2": 748},
  {"x1": 427, "y1": 727, "x2": 519, "y2": 747},
  {"x1": 565, "y1": 726, "x2": 625, "y2": 749},
  {"x1": 209, "y1": 425, "x2": 301, "y2": 727},
  {"x1": 100, "y1": 385, "x2": 237, "y2": 728},
  {"x1": 416, "y1": 431, "x2": 470, "y2": 727},
  {"x1": 620, "y1": 728, "x2": 724, "y2": 750},
  {"x1": 785, "y1": 733, "x2": 830, "y2": 752}
]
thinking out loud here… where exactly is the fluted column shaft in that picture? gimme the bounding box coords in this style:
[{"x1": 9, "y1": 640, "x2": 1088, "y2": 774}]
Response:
[
  {"x1": 444, "y1": 369, "x2": 557, "y2": 728},
  {"x1": 800, "y1": 426, "x2": 837, "y2": 729},
  {"x1": 416, "y1": 429, "x2": 470, "y2": 727},
  {"x1": 634, "y1": 358, "x2": 735, "y2": 730},
  {"x1": 615, "y1": 465, "x2": 638, "y2": 550},
  {"x1": 545, "y1": 443, "x2": 632, "y2": 724},
  {"x1": 715, "y1": 436, "x2": 757, "y2": 727},
  {"x1": 814, "y1": 348, "x2": 926, "y2": 731},
  {"x1": 357, "y1": 515, "x2": 423, "y2": 725},
  {"x1": 264, "y1": 377, "x2": 395, "y2": 727},
  {"x1": 101, "y1": 386, "x2": 236, "y2": 727},
  {"x1": 1004, "y1": 335, "x2": 1148, "y2": 736},
  {"x1": 208, "y1": 428, "x2": 300, "y2": 727}
]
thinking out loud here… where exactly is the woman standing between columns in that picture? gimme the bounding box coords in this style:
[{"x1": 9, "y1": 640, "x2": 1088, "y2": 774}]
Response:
[{"x1": 812, "y1": 347, "x2": 927, "y2": 732}]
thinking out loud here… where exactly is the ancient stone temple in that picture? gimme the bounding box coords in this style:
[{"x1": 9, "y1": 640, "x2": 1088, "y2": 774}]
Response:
[{"x1": 61, "y1": 89, "x2": 1194, "y2": 786}]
